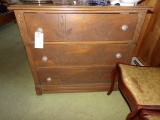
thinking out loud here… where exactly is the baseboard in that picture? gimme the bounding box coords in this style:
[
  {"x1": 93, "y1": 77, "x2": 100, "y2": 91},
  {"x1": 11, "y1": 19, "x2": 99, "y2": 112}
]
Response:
[{"x1": 131, "y1": 57, "x2": 144, "y2": 66}]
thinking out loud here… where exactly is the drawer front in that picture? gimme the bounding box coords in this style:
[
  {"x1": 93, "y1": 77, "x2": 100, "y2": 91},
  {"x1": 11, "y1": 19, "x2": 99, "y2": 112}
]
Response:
[
  {"x1": 31, "y1": 44, "x2": 135, "y2": 67},
  {"x1": 24, "y1": 13, "x2": 137, "y2": 42},
  {"x1": 38, "y1": 67, "x2": 112, "y2": 85}
]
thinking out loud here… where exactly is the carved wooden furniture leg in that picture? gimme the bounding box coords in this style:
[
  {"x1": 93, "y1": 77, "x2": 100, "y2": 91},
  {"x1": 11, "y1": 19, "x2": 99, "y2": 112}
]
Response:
[
  {"x1": 107, "y1": 67, "x2": 117, "y2": 95},
  {"x1": 107, "y1": 62, "x2": 121, "y2": 95}
]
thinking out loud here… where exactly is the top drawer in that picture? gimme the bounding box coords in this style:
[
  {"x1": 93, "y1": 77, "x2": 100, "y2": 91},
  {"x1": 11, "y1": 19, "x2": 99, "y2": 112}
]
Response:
[{"x1": 24, "y1": 13, "x2": 138, "y2": 42}]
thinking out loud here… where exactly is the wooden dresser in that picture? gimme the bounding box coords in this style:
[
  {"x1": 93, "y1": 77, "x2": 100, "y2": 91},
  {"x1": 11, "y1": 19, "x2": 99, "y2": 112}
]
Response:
[{"x1": 9, "y1": 4, "x2": 151, "y2": 95}]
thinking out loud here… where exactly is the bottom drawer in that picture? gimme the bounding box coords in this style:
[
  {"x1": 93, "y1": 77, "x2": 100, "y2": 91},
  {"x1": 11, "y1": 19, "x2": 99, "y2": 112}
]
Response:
[{"x1": 38, "y1": 67, "x2": 113, "y2": 85}]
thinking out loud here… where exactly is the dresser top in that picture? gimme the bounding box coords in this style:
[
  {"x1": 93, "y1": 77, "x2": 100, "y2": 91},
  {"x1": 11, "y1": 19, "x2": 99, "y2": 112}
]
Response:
[{"x1": 9, "y1": 3, "x2": 151, "y2": 12}]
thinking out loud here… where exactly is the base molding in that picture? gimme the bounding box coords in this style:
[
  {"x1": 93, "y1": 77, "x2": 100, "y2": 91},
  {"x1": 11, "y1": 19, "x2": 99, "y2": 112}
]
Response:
[{"x1": 35, "y1": 84, "x2": 118, "y2": 95}]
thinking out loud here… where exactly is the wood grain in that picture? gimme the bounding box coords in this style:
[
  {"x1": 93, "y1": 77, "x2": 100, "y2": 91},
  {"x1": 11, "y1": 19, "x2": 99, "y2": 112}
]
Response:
[
  {"x1": 136, "y1": 0, "x2": 160, "y2": 66},
  {"x1": 9, "y1": 5, "x2": 150, "y2": 94}
]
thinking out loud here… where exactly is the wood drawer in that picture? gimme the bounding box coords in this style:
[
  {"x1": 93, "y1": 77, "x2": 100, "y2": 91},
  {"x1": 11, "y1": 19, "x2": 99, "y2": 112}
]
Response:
[
  {"x1": 31, "y1": 44, "x2": 135, "y2": 67},
  {"x1": 24, "y1": 13, "x2": 137, "y2": 42},
  {"x1": 10, "y1": 4, "x2": 150, "y2": 94},
  {"x1": 38, "y1": 67, "x2": 113, "y2": 85}
]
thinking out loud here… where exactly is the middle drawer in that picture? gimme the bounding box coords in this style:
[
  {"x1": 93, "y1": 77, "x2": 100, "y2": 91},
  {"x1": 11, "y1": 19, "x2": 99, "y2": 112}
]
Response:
[{"x1": 31, "y1": 43, "x2": 135, "y2": 67}]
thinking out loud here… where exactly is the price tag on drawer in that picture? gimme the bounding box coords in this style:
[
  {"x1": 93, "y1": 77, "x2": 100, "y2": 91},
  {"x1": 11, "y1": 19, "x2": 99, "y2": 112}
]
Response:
[{"x1": 34, "y1": 28, "x2": 44, "y2": 49}]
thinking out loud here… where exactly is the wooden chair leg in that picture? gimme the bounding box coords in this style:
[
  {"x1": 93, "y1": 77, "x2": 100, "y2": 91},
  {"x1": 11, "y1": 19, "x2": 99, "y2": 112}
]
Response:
[
  {"x1": 107, "y1": 67, "x2": 117, "y2": 95},
  {"x1": 126, "y1": 106, "x2": 142, "y2": 120}
]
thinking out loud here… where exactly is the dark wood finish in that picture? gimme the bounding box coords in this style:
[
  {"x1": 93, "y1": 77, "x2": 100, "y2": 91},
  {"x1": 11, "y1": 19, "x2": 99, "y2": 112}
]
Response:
[
  {"x1": 9, "y1": 4, "x2": 151, "y2": 95},
  {"x1": 139, "y1": 110, "x2": 160, "y2": 120},
  {"x1": 0, "y1": 11, "x2": 15, "y2": 25}
]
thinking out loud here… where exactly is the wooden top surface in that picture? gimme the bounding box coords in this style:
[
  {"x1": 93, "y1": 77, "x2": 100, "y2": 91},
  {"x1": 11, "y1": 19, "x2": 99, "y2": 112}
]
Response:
[{"x1": 8, "y1": 3, "x2": 152, "y2": 11}]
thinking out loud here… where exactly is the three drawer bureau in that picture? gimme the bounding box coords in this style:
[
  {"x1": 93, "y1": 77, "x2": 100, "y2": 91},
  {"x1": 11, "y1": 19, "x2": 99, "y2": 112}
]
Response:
[{"x1": 9, "y1": 5, "x2": 151, "y2": 95}]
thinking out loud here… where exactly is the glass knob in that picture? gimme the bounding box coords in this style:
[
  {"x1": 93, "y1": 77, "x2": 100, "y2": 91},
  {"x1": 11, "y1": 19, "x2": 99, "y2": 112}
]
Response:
[
  {"x1": 121, "y1": 25, "x2": 128, "y2": 31},
  {"x1": 47, "y1": 77, "x2": 52, "y2": 82},
  {"x1": 42, "y1": 56, "x2": 48, "y2": 62},
  {"x1": 116, "y1": 53, "x2": 121, "y2": 58}
]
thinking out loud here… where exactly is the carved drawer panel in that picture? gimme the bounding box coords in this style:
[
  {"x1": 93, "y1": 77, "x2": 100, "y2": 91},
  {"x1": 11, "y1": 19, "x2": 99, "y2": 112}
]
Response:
[
  {"x1": 38, "y1": 67, "x2": 112, "y2": 85},
  {"x1": 24, "y1": 13, "x2": 138, "y2": 42},
  {"x1": 31, "y1": 44, "x2": 135, "y2": 67},
  {"x1": 10, "y1": 4, "x2": 150, "y2": 95}
]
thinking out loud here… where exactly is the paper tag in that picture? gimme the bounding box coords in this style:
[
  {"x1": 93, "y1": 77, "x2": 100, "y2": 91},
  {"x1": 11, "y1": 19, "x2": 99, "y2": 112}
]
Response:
[{"x1": 35, "y1": 31, "x2": 44, "y2": 48}]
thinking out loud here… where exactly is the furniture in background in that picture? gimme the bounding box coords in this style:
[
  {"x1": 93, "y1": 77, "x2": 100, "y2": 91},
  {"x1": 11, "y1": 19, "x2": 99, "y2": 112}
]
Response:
[
  {"x1": 134, "y1": 0, "x2": 160, "y2": 66},
  {"x1": 0, "y1": 11, "x2": 15, "y2": 25},
  {"x1": 9, "y1": 4, "x2": 150, "y2": 95},
  {"x1": 108, "y1": 63, "x2": 160, "y2": 120},
  {"x1": 0, "y1": 0, "x2": 16, "y2": 25}
]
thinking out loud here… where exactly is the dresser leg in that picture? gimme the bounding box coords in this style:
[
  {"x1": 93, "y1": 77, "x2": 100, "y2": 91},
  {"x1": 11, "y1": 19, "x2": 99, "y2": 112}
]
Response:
[{"x1": 35, "y1": 85, "x2": 42, "y2": 95}]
